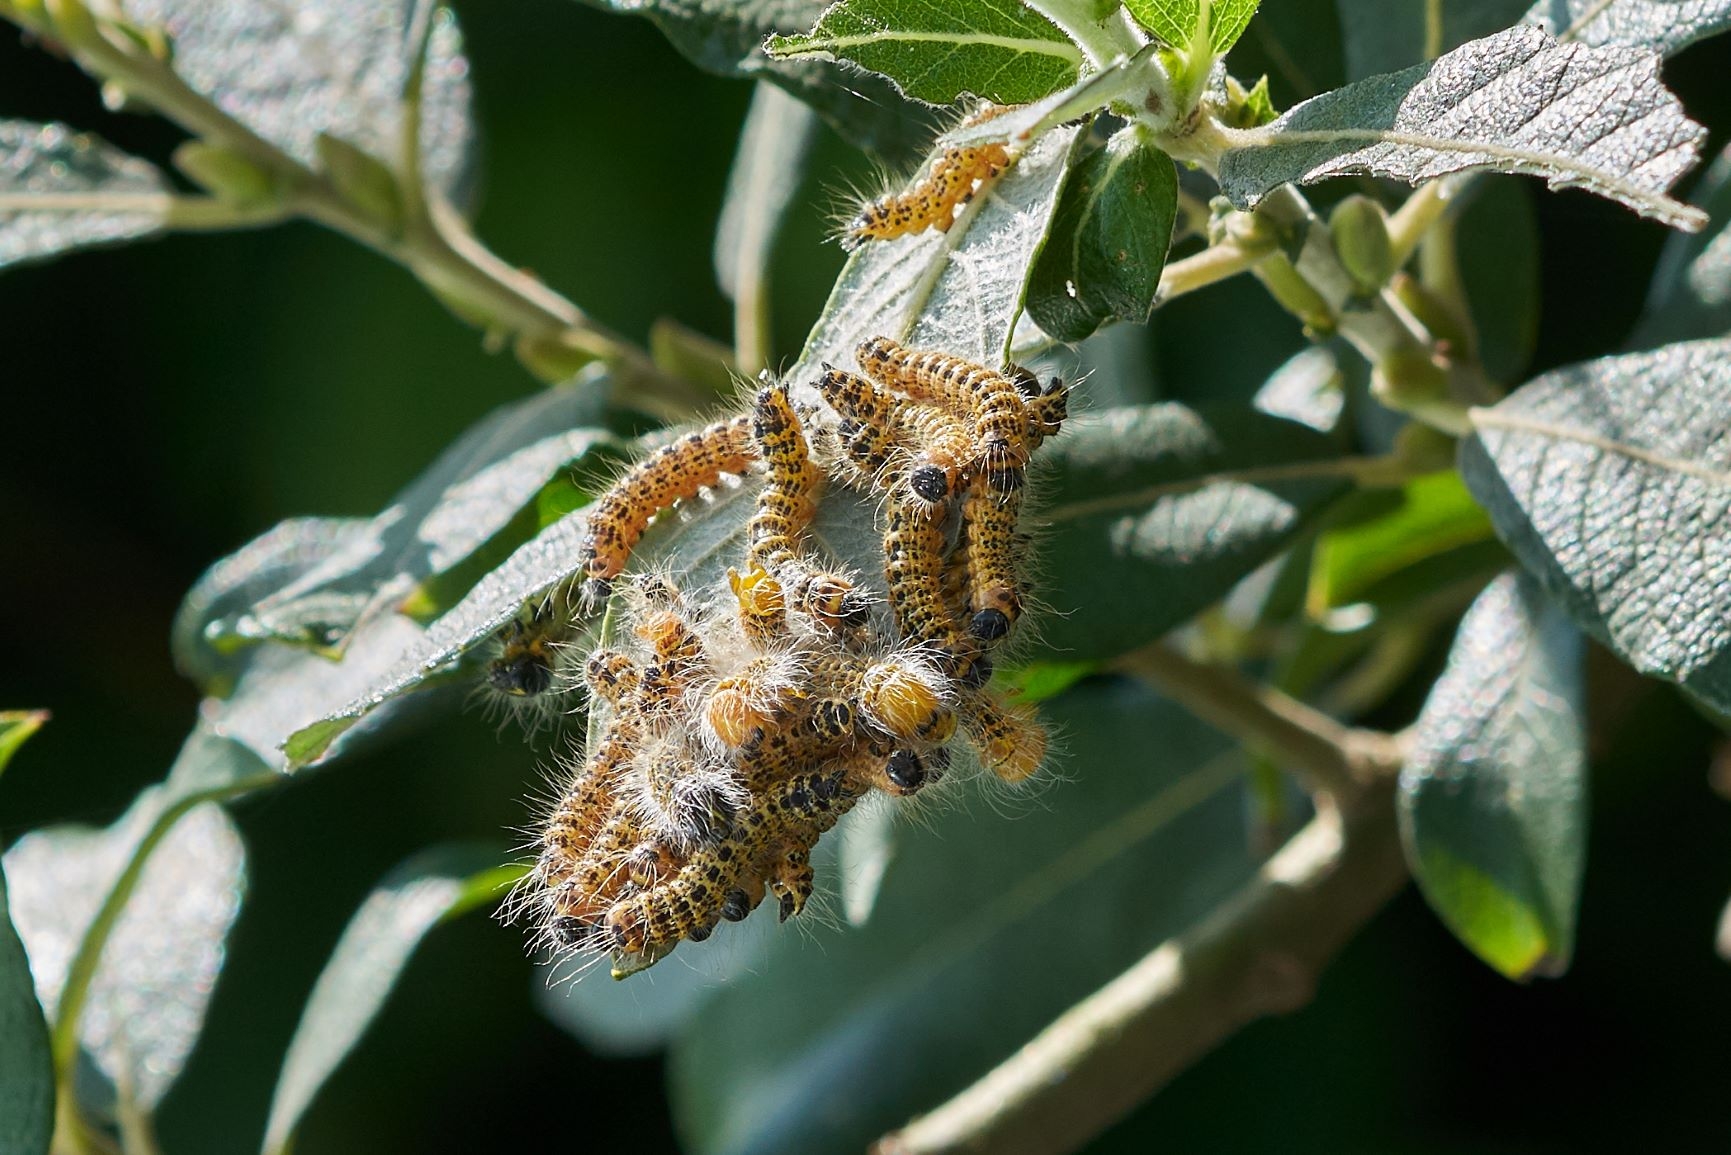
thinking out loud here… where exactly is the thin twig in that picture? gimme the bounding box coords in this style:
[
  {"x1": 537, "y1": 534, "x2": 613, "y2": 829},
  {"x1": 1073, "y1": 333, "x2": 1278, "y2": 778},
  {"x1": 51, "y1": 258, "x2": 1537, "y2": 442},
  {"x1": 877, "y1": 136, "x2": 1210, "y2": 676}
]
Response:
[{"x1": 876, "y1": 780, "x2": 1408, "y2": 1155}]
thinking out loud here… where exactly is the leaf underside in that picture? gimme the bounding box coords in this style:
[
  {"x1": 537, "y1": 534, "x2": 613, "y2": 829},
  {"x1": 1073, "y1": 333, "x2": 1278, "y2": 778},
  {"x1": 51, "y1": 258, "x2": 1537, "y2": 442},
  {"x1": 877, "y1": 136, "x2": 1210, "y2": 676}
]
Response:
[
  {"x1": 1523, "y1": 0, "x2": 1731, "y2": 57},
  {"x1": 0, "y1": 120, "x2": 169, "y2": 272}
]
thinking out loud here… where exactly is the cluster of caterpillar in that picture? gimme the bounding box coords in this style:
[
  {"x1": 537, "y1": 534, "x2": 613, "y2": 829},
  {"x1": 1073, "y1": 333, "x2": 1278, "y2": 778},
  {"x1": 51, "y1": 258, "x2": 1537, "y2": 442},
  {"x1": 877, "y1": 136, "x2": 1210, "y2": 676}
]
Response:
[{"x1": 497, "y1": 338, "x2": 1068, "y2": 978}]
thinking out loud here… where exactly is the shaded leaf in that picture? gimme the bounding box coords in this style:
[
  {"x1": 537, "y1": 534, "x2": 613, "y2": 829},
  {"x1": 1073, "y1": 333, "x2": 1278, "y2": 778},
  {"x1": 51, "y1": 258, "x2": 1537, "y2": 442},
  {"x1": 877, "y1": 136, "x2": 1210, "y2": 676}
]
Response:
[
  {"x1": 1123, "y1": 0, "x2": 1262, "y2": 53},
  {"x1": 669, "y1": 678, "x2": 1256, "y2": 1155},
  {"x1": 120, "y1": 0, "x2": 475, "y2": 198},
  {"x1": 1459, "y1": 338, "x2": 1731, "y2": 713},
  {"x1": 1455, "y1": 177, "x2": 1541, "y2": 383},
  {"x1": 1634, "y1": 141, "x2": 1731, "y2": 350},
  {"x1": 1217, "y1": 26, "x2": 1707, "y2": 230},
  {"x1": 1034, "y1": 404, "x2": 1353, "y2": 661},
  {"x1": 5, "y1": 794, "x2": 246, "y2": 1111},
  {"x1": 837, "y1": 798, "x2": 897, "y2": 925},
  {"x1": 261, "y1": 846, "x2": 509, "y2": 1155},
  {"x1": 1524, "y1": 0, "x2": 1731, "y2": 56},
  {"x1": 571, "y1": 0, "x2": 936, "y2": 162},
  {"x1": 1309, "y1": 470, "x2": 1493, "y2": 612},
  {"x1": 765, "y1": 0, "x2": 1080, "y2": 106},
  {"x1": 1336, "y1": 0, "x2": 1530, "y2": 79},
  {"x1": 1027, "y1": 123, "x2": 1178, "y2": 342},
  {"x1": 1400, "y1": 571, "x2": 1586, "y2": 978},
  {"x1": 0, "y1": 862, "x2": 52, "y2": 1155},
  {"x1": 714, "y1": 82, "x2": 818, "y2": 303},
  {"x1": 0, "y1": 121, "x2": 170, "y2": 272},
  {"x1": 0, "y1": 712, "x2": 49, "y2": 779}
]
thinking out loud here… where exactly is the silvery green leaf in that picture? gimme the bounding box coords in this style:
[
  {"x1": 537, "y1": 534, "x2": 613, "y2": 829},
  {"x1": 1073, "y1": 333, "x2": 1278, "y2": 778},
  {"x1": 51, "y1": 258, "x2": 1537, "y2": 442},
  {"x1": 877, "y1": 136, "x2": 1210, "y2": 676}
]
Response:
[
  {"x1": 1400, "y1": 571, "x2": 1587, "y2": 979},
  {"x1": 1252, "y1": 344, "x2": 1348, "y2": 433},
  {"x1": 1336, "y1": 0, "x2": 1531, "y2": 79},
  {"x1": 0, "y1": 860, "x2": 52, "y2": 1155},
  {"x1": 714, "y1": 83, "x2": 817, "y2": 303},
  {"x1": 0, "y1": 121, "x2": 171, "y2": 272},
  {"x1": 5, "y1": 797, "x2": 245, "y2": 1112},
  {"x1": 261, "y1": 846, "x2": 507, "y2": 1155},
  {"x1": 120, "y1": 0, "x2": 475, "y2": 198},
  {"x1": 1217, "y1": 26, "x2": 1707, "y2": 231},
  {"x1": 1524, "y1": 0, "x2": 1731, "y2": 55},
  {"x1": 1635, "y1": 142, "x2": 1731, "y2": 349},
  {"x1": 764, "y1": 0, "x2": 1081, "y2": 106},
  {"x1": 1459, "y1": 338, "x2": 1731, "y2": 714}
]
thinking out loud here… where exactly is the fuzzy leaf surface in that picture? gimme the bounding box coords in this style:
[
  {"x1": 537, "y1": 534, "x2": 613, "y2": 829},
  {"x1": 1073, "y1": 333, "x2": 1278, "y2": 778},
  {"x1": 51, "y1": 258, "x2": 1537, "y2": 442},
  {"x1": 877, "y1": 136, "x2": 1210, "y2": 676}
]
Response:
[
  {"x1": 261, "y1": 846, "x2": 509, "y2": 1155},
  {"x1": 1035, "y1": 405, "x2": 1352, "y2": 660},
  {"x1": 1459, "y1": 338, "x2": 1731, "y2": 714},
  {"x1": 1524, "y1": 0, "x2": 1731, "y2": 56},
  {"x1": 1027, "y1": 124, "x2": 1178, "y2": 341},
  {"x1": 1122, "y1": 0, "x2": 1262, "y2": 52},
  {"x1": 765, "y1": 0, "x2": 1081, "y2": 106},
  {"x1": 121, "y1": 0, "x2": 474, "y2": 198},
  {"x1": 1401, "y1": 571, "x2": 1586, "y2": 979},
  {"x1": 5, "y1": 795, "x2": 246, "y2": 1112},
  {"x1": 0, "y1": 121, "x2": 170, "y2": 272},
  {"x1": 670, "y1": 678, "x2": 1255, "y2": 1155},
  {"x1": 1217, "y1": 26, "x2": 1706, "y2": 230},
  {"x1": 0, "y1": 862, "x2": 51, "y2": 1155}
]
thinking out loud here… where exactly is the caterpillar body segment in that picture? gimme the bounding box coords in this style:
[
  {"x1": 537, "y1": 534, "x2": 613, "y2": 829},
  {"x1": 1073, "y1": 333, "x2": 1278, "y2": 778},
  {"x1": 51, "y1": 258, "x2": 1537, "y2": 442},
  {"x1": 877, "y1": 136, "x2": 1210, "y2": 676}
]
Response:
[
  {"x1": 961, "y1": 476, "x2": 1025, "y2": 642},
  {"x1": 882, "y1": 499, "x2": 971, "y2": 663},
  {"x1": 843, "y1": 142, "x2": 1013, "y2": 250},
  {"x1": 729, "y1": 563, "x2": 787, "y2": 648},
  {"x1": 576, "y1": 414, "x2": 755, "y2": 607},
  {"x1": 817, "y1": 365, "x2": 903, "y2": 487},
  {"x1": 896, "y1": 403, "x2": 975, "y2": 511},
  {"x1": 961, "y1": 689, "x2": 1047, "y2": 783},
  {"x1": 857, "y1": 337, "x2": 1031, "y2": 493},
  {"x1": 748, "y1": 385, "x2": 823, "y2": 575}
]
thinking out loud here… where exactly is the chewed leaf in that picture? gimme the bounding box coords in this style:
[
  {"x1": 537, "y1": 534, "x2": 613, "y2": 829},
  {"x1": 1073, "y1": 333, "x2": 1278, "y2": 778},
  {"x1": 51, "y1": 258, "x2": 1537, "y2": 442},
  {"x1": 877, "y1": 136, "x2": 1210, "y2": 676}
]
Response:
[
  {"x1": 5, "y1": 796, "x2": 246, "y2": 1112},
  {"x1": 1035, "y1": 405, "x2": 1352, "y2": 661},
  {"x1": 1122, "y1": 0, "x2": 1261, "y2": 53},
  {"x1": 0, "y1": 121, "x2": 171, "y2": 273},
  {"x1": 1400, "y1": 571, "x2": 1587, "y2": 979},
  {"x1": 261, "y1": 846, "x2": 508, "y2": 1155},
  {"x1": 765, "y1": 0, "x2": 1081, "y2": 106},
  {"x1": 119, "y1": 0, "x2": 475, "y2": 199},
  {"x1": 1459, "y1": 338, "x2": 1731, "y2": 714},
  {"x1": 669, "y1": 679, "x2": 1256, "y2": 1155},
  {"x1": 1524, "y1": 0, "x2": 1731, "y2": 56},
  {"x1": 0, "y1": 861, "x2": 53, "y2": 1155},
  {"x1": 1027, "y1": 123, "x2": 1177, "y2": 342},
  {"x1": 1217, "y1": 26, "x2": 1707, "y2": 230}
]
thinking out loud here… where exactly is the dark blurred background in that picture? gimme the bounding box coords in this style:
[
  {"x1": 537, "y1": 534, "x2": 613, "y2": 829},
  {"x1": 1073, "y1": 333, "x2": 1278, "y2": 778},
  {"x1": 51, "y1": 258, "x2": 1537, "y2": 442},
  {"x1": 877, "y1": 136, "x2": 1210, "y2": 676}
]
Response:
[{"x1": 2, "y1": 1, "x2": 1730, "y2": 1151}]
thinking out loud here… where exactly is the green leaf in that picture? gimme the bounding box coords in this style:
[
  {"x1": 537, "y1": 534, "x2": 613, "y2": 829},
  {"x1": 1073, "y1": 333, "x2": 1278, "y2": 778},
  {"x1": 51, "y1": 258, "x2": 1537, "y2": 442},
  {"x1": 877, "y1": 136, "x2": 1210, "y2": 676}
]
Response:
[
  {"x1": 571, "y1": 0, "x2": 937, "y2": 162},
  {"x1": 1634, "y1": 141, "x2": 1731, "y2": 350},
  {"x1": 1217, "y1": 27, "x2": 1707, "y2": 231},
  {"x1": 669, "y1": 678, "x2": 1256, "y2": 1155},
  {"x1": 0, "y1": 712, "x2": 48, "y2": 779},
  {"x1": 1251, "y1": 343, "x2": 1349, "y2": 433},
  {"x1": 0, "y1": 121, "x2": 171, "y2": 273},
  {"x1": 1122, "y1": 0, "x2": 1262, "y2": 52},
  {"x1": 1027, "y1": 123, "x2": 1178, "y2": 341},
  {"x1": 1309, "y1": 471, "x2": 1493, "y2": 612},
  {"x1": 765, "y1": 0, "x2": 1081, "y2": 106},
  {"x1": 5, "y1": 788, "x2": 247, "y2": 1113},
  {"x1": 260, "y1": 845, "x2": 508, "y2": 1155},
  {"x1": 714, "y1": 82, "x2": 818, "y2": 306},
  {"x1": 0, "y1": 861, "x2": 52, "y2": 1155},
  {"x1": 1455, "y1": 177, "x2": 1540, "y2": 384},
  {"x1": 1400, "y1": 571, "x2": 1586, "y2": 979},
  {"x1": 1459, "y1": 338, "x2": 1731, "y2": 715},
  {"x1": 123, "y1": 0, "x2": 475, "y2": 198},
  {"x1": 179, "y1": 376, "x2": 614, "y2": 665},
  {"x1": 1034, "y1": 404, "x2": 1353, "y2": 661},
  {"x1": 1524, "y1": 0, "x2": 1731, "y2": 56},
  {"x1": 285, "y1": 124, "x2": 1083, "y2": 762},
  {"x1": 1336, "y1": 0, "x2": 1530, "y2": 79}
]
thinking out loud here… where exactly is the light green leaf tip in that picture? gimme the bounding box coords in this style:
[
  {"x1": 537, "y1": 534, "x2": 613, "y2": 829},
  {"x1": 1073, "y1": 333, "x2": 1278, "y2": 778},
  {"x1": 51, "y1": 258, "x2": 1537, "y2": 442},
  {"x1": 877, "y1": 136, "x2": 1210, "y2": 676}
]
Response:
[{"x1": 0, "y1": 712, "x2": 48, "y2": 779}]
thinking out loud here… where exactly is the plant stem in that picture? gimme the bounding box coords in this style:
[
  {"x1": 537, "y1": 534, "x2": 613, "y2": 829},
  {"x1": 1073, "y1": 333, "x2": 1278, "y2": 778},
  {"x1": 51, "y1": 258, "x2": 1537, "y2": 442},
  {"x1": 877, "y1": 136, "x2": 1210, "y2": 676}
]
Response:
[
  {"x1": 1115, "y1": 643, "x2": 1407, "y2": 797},
  {"x1": 876, "y1": 779, "x2": 1408, "y2": 1155},
  {"x1": 1157, "y1": 242, "x2": 1269, "y2": 301},
  {"x1": 1386, "y1": 177, "x2": 1462, "y2": 269}
]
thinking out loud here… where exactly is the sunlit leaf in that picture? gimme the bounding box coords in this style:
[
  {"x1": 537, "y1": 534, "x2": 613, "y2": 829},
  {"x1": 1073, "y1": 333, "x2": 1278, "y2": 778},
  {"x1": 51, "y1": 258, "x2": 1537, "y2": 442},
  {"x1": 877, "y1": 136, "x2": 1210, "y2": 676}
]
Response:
[
  {"x1": 120, "y1": 0, "x2": 475, "y2": 198},
  {"x1": 1400, "y1": 571, "x2": 1587, "y2": 978},
  {"x1": 1035, "y1": 404, "x2": 1352, "y2": 660},
  {"x1": 1218, "y1": 27, "x2": 1707, "y2": 230},
  {"x1": 260, "y1": 846, "x2": 510, "y2": 1155},
  {"x1": 5, "y1": 792, "x2": 246, "y2": 1112},
  {"x1": 0, "y1": 712, "x2": 48, "y2": 780},
  {"x1": 1123, "y1": 0, "x2": 1262, "y2": 53},
  {"x1": 1459, "y1": 337, "x2": 1731, "y2": 714},
  {"x1": 669, "y1": 678, "x2": 1256, "y2": 1155},
  {"x1": 0, "y1": 121, "x2": 170, "y2": 272},
  {"x1": 1524, "y1": 0, "x2": 1731, "y2": 56},
  {"x1": 0, "y1": 861, "x2": 52, "y2": 1155},
  {"x1": 1309, "y1": 470, "x2": 1493, "y2": 612},
  {"x1": 765, "y1": 0, "x2": 1081, "y2": 106}
]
